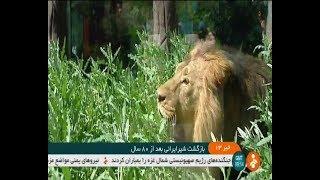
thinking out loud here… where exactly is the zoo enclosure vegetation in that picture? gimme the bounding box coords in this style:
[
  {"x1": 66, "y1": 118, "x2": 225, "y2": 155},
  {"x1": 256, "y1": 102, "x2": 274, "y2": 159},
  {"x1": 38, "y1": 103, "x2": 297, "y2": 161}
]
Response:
[
  {"x1": 48, "y1": 31, "x2": 272, "y2": 179},
  {"x1": 48, "y1": 1, "x2": 272, "y2": 179}
]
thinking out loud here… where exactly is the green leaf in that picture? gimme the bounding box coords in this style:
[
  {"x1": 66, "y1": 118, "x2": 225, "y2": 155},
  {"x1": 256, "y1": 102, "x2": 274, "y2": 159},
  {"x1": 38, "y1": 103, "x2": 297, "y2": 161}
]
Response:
[
  {"x1": 237, "y1": 127, "x2": 248, "y2": 139},
  {"x1": 61, "y1": 167, "x2": 71, "y2": 180},
  {"x1": 90, "y1": 168, "x2": 97, "y2": 180},
  {"x1": 159, "y1": 119, "x2": 166, "y2": 134},
  {"x1": 257, "y1": 134, "x2": 272, "y2": 146},
  {"x1": 210, "y1": 132, "x2": 217, "y2": 142}
]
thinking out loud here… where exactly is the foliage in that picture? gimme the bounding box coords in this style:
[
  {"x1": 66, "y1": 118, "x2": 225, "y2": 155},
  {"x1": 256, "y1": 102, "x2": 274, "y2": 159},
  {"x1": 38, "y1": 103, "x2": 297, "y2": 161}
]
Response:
[
  {"x1": 237, "y1": 35, "x2": 272, "y2": 180},
  {"x1": 176, "y1": 1, "x2": 267, "y2": 55},
  {"x1": 49, "y1": 25, "x2": 272, "y2": 178},
  {"x1": 48, "y1": 32, "x2": 214, "y2": 179}
]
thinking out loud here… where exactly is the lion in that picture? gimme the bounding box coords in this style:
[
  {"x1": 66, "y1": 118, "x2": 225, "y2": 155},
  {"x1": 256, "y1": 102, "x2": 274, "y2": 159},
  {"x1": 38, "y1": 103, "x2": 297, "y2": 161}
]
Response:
[{"x1": 156, "y1": 33, "x2": 271, "y2": 179}]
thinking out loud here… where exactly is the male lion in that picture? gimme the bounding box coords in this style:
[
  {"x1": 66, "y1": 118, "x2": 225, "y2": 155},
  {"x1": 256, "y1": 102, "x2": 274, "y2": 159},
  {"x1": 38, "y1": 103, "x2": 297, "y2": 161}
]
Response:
[{"x1": 156, "y1": 33, "x2": 271, "y2": 179}]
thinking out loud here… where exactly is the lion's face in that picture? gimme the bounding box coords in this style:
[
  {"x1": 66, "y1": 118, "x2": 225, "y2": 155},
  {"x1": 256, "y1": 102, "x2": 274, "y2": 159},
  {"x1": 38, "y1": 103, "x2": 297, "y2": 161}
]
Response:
[
  {"x1": 156, "y1": 35, "x2": 270, "y2": 179},
  {"x1": 156, "y1": 58, "x2": 211, "y2": 141},
  {"x1": 156, "y1": 39, "x2": 233, "y2": 142}
]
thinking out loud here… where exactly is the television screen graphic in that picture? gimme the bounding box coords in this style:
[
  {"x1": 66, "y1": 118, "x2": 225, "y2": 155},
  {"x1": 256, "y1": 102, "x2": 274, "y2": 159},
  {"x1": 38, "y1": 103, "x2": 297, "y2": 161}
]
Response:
[{"x1": 48, "y1": 1, "x2": 272, "y2": 179}]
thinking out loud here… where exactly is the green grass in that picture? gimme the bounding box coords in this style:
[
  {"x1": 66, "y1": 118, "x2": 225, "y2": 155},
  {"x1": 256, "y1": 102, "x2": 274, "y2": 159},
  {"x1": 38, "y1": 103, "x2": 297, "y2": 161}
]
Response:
[
  {"x1": 48, "y1": 31, "x2": 272, "y2": 179},
  {"x1": 236, "y1": 35, "x2": 272, "y2": 180},
  {"x1": 213, "y1": 36, "x2": 272, "y2": 180},
  {"x1": 48, "y1": 32, "x2": 213, "y2": 179},
  {"x1": 48, "y1": 31, "x2": 180, "y2": 143}
]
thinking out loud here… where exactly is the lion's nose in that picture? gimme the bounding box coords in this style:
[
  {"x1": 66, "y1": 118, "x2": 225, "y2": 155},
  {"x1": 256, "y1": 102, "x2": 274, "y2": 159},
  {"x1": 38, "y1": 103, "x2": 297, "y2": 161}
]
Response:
[
  {"x1": 157, "y1": 87, "x2": 167, "y2": 102},
  {"x1": 158, "y1": 93, "x2": 166, "y2": 102}
]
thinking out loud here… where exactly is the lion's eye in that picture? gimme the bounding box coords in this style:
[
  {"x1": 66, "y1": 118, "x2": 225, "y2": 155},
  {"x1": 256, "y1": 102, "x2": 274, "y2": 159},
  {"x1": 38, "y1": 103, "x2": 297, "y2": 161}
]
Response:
[{"x1": 181, "y1": 78, "x2": 189, "y2": 85}]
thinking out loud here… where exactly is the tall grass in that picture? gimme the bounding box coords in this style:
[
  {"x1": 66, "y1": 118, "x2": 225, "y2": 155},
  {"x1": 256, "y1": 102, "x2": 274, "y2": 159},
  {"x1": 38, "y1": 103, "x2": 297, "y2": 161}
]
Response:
[
  {"x1": 48, "y1": 31, "x2": 213, "y2": 179},
  {"x1": 236, "y1": 35, "x2": 272, "y2": 180},
  {"x1": 48, "y1": 31, "x2": 271, "y2": 179},
  {"x1": 212, "y1": 35, "x2": 272, "y2": 180}
]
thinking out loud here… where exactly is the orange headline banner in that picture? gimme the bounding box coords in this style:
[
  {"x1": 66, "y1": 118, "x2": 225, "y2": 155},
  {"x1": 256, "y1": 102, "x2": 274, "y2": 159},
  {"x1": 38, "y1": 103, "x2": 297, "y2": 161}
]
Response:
[{"x1": 208, "y1": 142, "x2": 241, "y2": 155}]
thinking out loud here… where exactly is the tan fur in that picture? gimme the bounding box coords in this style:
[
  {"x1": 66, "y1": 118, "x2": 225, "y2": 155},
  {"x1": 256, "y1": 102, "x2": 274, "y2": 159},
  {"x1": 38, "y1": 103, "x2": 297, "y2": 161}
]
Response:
[{"x1": 156, "y1": 37, "x2": 271, "y2": 179}]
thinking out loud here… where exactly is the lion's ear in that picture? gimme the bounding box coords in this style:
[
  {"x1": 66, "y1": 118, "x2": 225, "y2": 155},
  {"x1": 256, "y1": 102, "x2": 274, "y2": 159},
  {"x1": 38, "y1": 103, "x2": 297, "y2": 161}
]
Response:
[
  {"x1": 204, "y1": 32, "x2": 215, "y2": 49},
  {"x1": 205, "y1": 32, "x2": 215, "y2": 44},
  {"x1": 190, "y1": 32, "x2": 216, "y2": 59}
]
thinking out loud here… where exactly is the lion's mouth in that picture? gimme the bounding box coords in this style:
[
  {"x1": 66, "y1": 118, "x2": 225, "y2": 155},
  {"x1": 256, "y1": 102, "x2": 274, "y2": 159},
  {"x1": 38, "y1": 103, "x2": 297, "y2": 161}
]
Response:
[
  {"x1": 158, "y1": 105, "x2": 185, "y2": 142},
  {"x1": 158, "y1": 104, "x2": 175, "y2": 124},
  {"x1": 168, "y1": 114, "x2": 177, "y2": 127},
  {"x1": 158, "y1": 105, "x2": 174, "y2": 118}
]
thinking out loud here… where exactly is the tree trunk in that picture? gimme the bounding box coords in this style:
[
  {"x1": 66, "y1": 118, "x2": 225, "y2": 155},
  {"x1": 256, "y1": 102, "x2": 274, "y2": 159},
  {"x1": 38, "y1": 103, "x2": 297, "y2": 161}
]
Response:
[
  {"x1": 266, "y1": 1, "x2": 272, "y2": 41},
  {"x1": 48, "y1": 1, "x2": 53, "y2": 41},
  {"x1": 48, "y1": 1, "x2": 67, "y2": 45},
  {"x1": 48, "y1": 1, "x2": 57, "y2": 41},
  {"x1": 83, "y1": 16, "x2": 91, "y2": 58},
  {"x1": 153, "y1": 1, "x2": 177, "y2": 50}
]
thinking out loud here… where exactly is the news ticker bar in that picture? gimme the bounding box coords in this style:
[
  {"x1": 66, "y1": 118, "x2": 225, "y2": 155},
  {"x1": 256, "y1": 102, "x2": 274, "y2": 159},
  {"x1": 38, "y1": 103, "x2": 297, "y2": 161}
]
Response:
[
  {"x1": 48, "y1": 143, "x2": 255, "y2": 170},
  {"x1": 48, "y1": 154, "x2": 233, "y2": 167},
  {"x1": 48, "y1": 143, "x2": 209, "y2": 154}
]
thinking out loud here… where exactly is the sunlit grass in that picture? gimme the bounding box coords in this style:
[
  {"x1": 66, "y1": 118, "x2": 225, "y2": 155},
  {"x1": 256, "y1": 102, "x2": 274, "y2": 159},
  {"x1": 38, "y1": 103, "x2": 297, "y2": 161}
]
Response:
[
  {"x1": 48, "y1": 32, "x2": 215, "y2": 179},
  {"x1": 48, "y1": 31, "x2": 271, "y2": 179}
]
